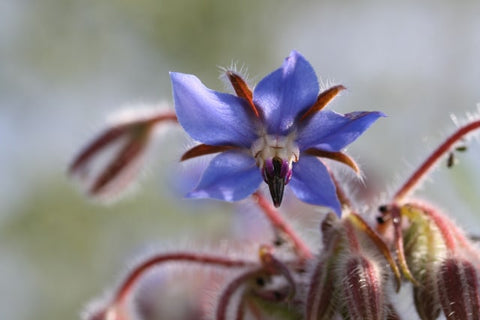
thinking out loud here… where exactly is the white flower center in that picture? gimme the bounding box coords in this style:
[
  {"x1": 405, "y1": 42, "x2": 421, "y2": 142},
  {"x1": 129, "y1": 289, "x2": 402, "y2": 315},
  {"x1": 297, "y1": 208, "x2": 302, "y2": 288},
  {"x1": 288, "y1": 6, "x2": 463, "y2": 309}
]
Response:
[{"x1": 251, "y1": 134, "x2": 300, "y2": 169}]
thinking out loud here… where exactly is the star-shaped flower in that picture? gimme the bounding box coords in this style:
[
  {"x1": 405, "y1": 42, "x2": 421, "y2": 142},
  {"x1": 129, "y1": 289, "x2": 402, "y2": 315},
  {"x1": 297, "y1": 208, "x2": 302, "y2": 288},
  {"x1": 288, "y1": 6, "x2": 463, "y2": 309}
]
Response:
[{"x1": 170, "y1": 51, "x2": 383, "y2": 215}]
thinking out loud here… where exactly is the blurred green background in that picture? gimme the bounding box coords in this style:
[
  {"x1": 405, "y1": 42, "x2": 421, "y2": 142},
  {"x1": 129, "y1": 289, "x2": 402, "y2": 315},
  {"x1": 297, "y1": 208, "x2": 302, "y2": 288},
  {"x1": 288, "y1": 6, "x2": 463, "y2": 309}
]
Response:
[{"x1": 1, "y1": 0, "x2": 480, "y2": 319}]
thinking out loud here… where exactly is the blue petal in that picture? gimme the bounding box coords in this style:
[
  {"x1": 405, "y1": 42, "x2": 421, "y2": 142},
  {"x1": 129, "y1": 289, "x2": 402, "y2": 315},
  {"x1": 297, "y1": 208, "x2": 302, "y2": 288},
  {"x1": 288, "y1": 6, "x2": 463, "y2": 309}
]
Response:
[
  {"x1": 289, "y1": 155, "x2": 341, "y2": 215},
  {"x1": 170, "y1": 72, "x2": 258, "y2": 147},
  {"x1": 296, "y1": 110, "x2": 385, "y2": 152},
  {"x1": 187, "y1": 151, "x2": 262, "y2": 202},
  {"x1": 253, "y1": 51, "x2": 319, "y2": 135}
]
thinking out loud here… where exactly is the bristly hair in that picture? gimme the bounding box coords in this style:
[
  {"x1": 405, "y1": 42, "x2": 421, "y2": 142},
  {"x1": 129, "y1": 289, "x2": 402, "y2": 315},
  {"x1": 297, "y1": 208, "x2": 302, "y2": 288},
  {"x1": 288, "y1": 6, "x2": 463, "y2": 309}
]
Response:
[
  {"x1": 218, "y1": 61, "x2": 253, "y2": 94},
  {"x1": 319, "y1": 77, "x2": 343, "y2": 95},
  {"x1": 105, "y1": 102, "x2": 172, "y2": 126},
  {"x1": 450, "y1": 106, "x2": 480, "y2": 144}
]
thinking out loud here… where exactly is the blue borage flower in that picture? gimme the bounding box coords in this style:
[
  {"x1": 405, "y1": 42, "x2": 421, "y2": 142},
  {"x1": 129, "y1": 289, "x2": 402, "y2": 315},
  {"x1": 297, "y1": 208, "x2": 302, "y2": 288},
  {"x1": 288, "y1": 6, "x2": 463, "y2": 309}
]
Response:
[{"x1": 170, "y1": 51, "x2": 384, "y2": 215}]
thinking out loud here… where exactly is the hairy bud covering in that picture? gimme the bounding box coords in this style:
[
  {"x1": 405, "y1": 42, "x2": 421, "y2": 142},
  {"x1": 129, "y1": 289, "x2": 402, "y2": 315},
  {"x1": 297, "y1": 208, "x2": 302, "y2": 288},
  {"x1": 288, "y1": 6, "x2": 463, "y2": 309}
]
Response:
[
  {"x1": 341, "y1": 256, "x2": 384, "y2": 320},
  {"x1": 436, "y1": 258, "x2": 480, "y2": 320}
]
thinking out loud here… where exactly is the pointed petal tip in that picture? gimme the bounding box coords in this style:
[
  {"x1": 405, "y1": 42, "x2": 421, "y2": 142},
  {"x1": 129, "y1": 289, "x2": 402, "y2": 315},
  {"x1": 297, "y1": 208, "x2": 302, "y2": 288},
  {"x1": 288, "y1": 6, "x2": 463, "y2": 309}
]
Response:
[
  {"x1": 168, "y1": 71, "x2": 182, "y2": 81},
  {"x1": 254, "y1": 50, "x2": 318, "y2": 134},
  {"x1": 283, "y1": 50, "x2": 310, "y2": 69},
  {"x1": 375, "y1": 111, "x2": 387, "y2": 119},
  {"x1": 368, "y1": 111, "x2": 387, "y2": 119},
  {"x1": 345, "y1": 110, "x2": 386, "y2": 120},
  {"x1": 169, "y1": 71, "x2": 186, "y2": 77},
  {"x1": 297, "y1": 109, "x2": 386, "y2": 152},
  {"x1": 287, "y1": 50, "x2": 307, "y2": 61},
  {"x1": 170, "y1": 71, "x2": 258, "y2": 147},
  {"x1": 185, "y1": 189, "x2": 209, "y2": 200}
]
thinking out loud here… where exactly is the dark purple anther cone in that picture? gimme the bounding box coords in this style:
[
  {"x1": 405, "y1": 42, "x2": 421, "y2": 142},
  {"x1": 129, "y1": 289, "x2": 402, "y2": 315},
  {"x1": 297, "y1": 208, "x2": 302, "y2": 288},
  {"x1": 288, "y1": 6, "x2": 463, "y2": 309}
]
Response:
[{"x1": 263, "y1": 157, "x2": 292, "y2": 207}]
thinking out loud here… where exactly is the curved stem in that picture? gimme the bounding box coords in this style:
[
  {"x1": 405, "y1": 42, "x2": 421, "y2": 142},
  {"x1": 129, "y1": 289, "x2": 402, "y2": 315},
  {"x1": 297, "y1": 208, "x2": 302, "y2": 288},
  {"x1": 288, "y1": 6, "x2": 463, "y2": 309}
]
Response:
[
  {"x1": 148, "y1": 112, "x2": 177, "y2": 125},
  {"x1": 216, "y1": 268, "x2": 263, "y2": 320},
  {"x1": 259, "y1": 245, "x2": 296, "y2": 300},
  {"x1": 390, "y1": 205, "x2": 419, "y2": 286},
  {"x1": 327, "y1": 168, "x2": 353, "y2": 210},
  {"x1": 235, "y1": 294, "x2": 247, "y2": 320},
  {"x1": 252, "y1": 192, "x2": 313, "y2": 260},
  {"x1": 114, "y1": 252, "x2": 255, "y2": 304},
  {"x1": 394, "y1": 119, "x2": 480, "y2": 202}
]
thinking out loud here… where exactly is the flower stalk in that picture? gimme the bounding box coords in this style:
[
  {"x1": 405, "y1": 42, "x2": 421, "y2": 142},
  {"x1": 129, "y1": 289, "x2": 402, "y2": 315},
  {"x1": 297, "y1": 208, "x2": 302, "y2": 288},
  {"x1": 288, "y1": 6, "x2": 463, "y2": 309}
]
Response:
[
  {"x1": 394, "y1": 119, "x2": 480, "y2": 202},
  {"x1": 252, "y1": 191, "x2": 313, "y2": 260},
  {"x1": 87, "y1": 252, "x2": 254, "y2": 320}
]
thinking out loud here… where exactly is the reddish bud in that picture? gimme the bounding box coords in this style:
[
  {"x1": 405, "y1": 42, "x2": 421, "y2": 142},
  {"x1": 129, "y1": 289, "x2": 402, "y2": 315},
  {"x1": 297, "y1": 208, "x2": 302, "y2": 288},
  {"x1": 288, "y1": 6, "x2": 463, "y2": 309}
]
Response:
[
  {"x1": 305, "y1": 257, "x2": 337, "y2": 320},
  {"x1": 305, "y1": 215, "x2": 341, "y2": 320},
  {"x1": 341, "y1": 256, "x2": 384, "y2": 320},
  {"x1": 436, "y1": 257, "x2": 480, "y2": 320},
  {"x1": 69, "y1": 110, "x2": 176, "y2": 200},
  {"x1": 413, "y1": 287, "x2": 441, "y2": 320}
]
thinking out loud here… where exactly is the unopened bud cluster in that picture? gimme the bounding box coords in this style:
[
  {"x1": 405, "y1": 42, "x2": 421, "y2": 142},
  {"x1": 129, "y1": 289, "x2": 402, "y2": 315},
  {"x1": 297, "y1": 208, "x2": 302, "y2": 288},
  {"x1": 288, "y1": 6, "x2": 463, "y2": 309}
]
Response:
[
  {"x1": 74, "y1": 111, "x2": 480, "y2": 320},
  {"x1": 70, "y1": 56, "x2": 480, "y2": 319}
]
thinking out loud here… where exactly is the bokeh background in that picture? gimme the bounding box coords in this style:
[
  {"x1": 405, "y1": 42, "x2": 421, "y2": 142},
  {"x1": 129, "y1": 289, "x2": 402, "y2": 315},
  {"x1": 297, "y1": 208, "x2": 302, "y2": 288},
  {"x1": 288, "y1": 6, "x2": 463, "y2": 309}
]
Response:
[{"x1": 1, "y1": 0, "x2": 480, "y2": 319}]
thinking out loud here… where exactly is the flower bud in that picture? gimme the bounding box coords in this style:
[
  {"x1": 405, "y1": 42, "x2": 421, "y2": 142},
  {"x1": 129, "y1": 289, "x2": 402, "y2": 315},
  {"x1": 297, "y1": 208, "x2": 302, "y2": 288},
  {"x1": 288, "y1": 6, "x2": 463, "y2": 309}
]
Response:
[
  {"x1": 393, "y1": 203, "x2": 448, "y2": 319},
  {"x1": 69, "y1": 109, "x2": 176, "y2": 200},
  {"x1": 341, "y1": 255, "x2": 385, "y2": 320},
  {"x1": 305, "y1": 257, "x2": 337, "y2": 320},
  {"x1": 413, "y1": 287, "x2": 441, "y2": 320},
  {"x1": 436, "y1": 257, "x2": 480, "y2": 320}
]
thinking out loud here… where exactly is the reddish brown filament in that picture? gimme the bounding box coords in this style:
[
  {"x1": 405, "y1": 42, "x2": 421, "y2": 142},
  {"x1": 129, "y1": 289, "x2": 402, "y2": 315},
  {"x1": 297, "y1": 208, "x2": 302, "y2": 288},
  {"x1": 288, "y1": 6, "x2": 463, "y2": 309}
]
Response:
[
  {"x1": 181, "y1": 144, "x2": 238, "y2": 161},
  {"x1": 300, "y1": 85, "x2": 345, "y2": 122},
  {"x1": 227, "y1": 71, "x2": 260, "y2": 118},
  {"x1": 305, "y1": 148, "x2": 360, "y2": 173}
]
